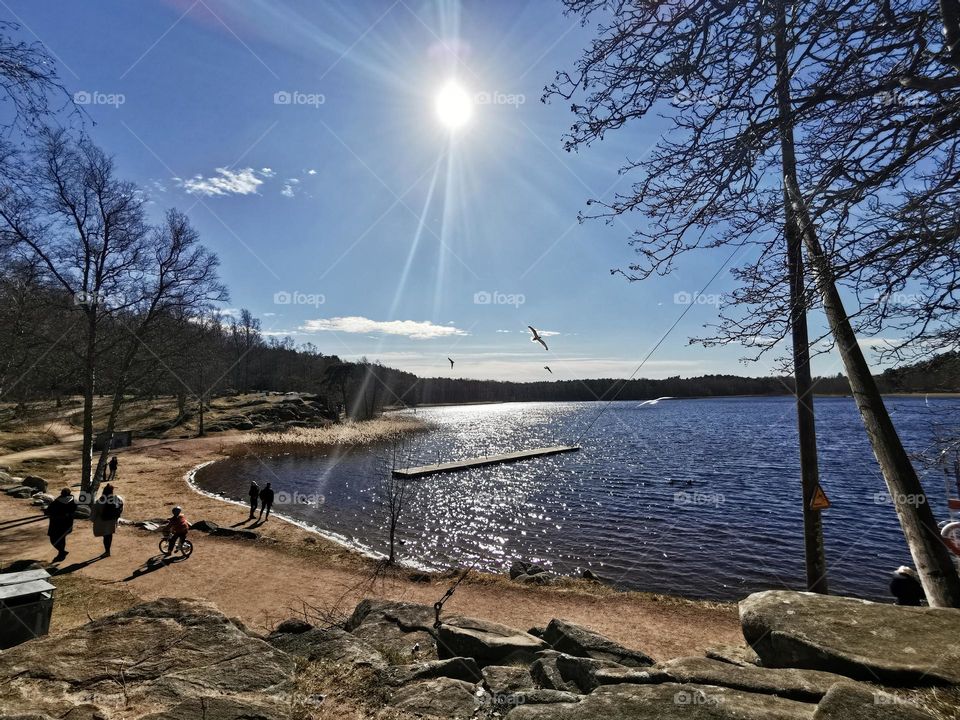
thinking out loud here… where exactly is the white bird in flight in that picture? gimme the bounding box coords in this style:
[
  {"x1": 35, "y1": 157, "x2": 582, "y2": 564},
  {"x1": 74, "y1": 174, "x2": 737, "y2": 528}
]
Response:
[{"x1": 528, "y1": 325, "x2": 548, "y2": 351}]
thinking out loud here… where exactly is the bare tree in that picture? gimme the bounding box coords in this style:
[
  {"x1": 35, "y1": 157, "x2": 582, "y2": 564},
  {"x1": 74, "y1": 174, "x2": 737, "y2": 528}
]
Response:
[
  {"x1": 547, "y1": 0, "x2": 960, "y2": 604},
  {"x1": 380, "y1": 443, "x2": 411, "y2": 565}
]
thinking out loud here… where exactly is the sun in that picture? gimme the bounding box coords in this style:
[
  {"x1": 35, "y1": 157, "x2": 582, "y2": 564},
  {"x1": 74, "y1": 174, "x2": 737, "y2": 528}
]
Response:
[{"x1": 434, "y1": 81, "x2": 473, "y2": 129}]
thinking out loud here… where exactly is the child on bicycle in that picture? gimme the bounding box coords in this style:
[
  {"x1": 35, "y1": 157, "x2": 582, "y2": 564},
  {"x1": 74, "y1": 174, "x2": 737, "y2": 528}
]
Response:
[{"x1": 163, "y1": 506, "x2": 190, "y2": 555}]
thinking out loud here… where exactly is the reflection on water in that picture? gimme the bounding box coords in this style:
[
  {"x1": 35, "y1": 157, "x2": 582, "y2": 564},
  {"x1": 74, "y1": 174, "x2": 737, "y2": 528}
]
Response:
[{"x1": 195, "y1": 397, "x2": 960, "y2": 600}]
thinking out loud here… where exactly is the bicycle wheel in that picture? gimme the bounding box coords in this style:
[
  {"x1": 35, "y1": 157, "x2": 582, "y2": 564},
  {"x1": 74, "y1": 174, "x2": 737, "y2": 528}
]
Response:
[
  {"x1": 179, "y1": 539, "x2": 194, "y2": 558},
  {"x1": 158, "y1": 537, "x2": 171, "y2": 554}
]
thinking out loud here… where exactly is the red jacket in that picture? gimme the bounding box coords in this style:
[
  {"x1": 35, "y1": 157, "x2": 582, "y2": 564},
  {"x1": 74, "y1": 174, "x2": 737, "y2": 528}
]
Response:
[{"x1": 167, "y1": 515, "x2": 190, "y2": 534}]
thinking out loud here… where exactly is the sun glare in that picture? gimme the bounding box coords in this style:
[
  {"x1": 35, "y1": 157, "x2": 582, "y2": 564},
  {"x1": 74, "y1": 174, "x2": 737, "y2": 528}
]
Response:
[{"x1": 434, "y1": 81, "x2": 473, "y2": 129}]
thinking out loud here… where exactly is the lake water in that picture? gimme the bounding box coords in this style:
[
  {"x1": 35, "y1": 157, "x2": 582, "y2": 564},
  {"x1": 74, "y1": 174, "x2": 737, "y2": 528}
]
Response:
[{"x1": 194, "y1": 397, "x2": 960, "y2": 601}]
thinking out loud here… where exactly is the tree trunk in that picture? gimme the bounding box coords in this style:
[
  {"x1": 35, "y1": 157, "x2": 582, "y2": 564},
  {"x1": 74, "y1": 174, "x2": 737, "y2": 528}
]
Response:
[
  {"x1": 775, "y1": 0, "x2": 828, "y2": 593},
  {"x1": 80, "y1": 310, "x2": 97, "y2": 494},
  {"x1": 785, "y1": 175, "x2": 960, "y2": 607}
]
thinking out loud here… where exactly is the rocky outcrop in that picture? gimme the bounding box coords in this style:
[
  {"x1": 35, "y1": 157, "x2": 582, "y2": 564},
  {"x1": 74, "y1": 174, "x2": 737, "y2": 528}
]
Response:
[
  {"x1": 740, "y1": 590, "x2": 960, "y2": 685},
  {"x1": 268, "y1": 625, "x2": 386, "y2": 669},
  {"x1": 543, "y1": 618, "x2": 654, "y2": 667},
  {"x1": 812, "y1": 682, "x2": 937, "y2": 719},
  {"x1": 0, "y1": 598, "x2": 296, "y2": 719},
  {"x1": 437, "y1": 614, "x2": 549, "y2": 666},
  {"x1": 390, "y1": 677, "x2": 479, "y2": 718},
  {"x1": 21, "y1": 475, "x2": 47, "y2": 492},
  {"x1": 503, "y1": 682, "x2": 819, "y2": 719},
  {"x1": 345, "y1": 598, "x2": 440, "y2": 662}
]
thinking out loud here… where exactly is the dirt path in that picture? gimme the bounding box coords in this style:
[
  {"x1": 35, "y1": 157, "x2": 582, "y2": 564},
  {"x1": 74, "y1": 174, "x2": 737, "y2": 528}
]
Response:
[{"x1": 0, "y1": 433, "x2": 744, "y2": 661}]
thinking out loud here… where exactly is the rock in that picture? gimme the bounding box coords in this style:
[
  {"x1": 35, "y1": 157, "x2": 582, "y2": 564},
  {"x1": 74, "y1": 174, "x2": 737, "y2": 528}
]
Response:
[
  {"x1": 554, "y1": 653, "x2": 626, "y2": 692},
  {"x1": 581, "y1": 569, "x2": 613, "y2": 584},
  {"x1": 437, "y1": 615, "x2": 549, "y2": 666},
  {"x1": 20, "y1": 476, "x2": 48, "y2": 492},
  {"x1": 272, "y1": 617, "x2": 313, "y2": 634},
  {"x1": 387, "y1": 657, "x2": 483, "y2": 686},
  {"x1": 655, "y1": 657, "x2": 852, "y2": 702},
  {"x1": 503, "y1": 689, "x2": 582, "y2": 706},
  {"x1": 528, "y1": 626, "x2": 546, "y2": 638},
  {"x1": 812, "y1": 681, "x2": 937, "y2": 720},
  {"x1": 192, "y1": 519, "x2": 220, "y2": 533},
  {"x1": 740, "y1": 590, "x2": 960, "y2": 685},
  {"x1": 140, "y1": 697, "x2": 290, "y2": 720},
  {"x1": 483, "y1": 665, "x2": 535, "y2": 695},
  {"x1": 0, "y1": 598, "x2": 296, "y2": 719},
  {"x1": 4, "y1": 486, "x2": 35, "y2": 498},
  {"x1": 543, "y1": 618, "x2": 654, "y2": 667},
  {"x1": 593, "y1": 666, "x2": 669, "y2": 685},
  {"x1": 510, "y1": 561, "x2": 547, "y2": 579},
  {"x1": 73, "y1": 504, "x2": 91, "y2": 519},
  {"x1": 504, "y1": 682, "x2": 818, "y2": 719},
  {"x1": 346, "y1": 599, "x2": 439, "y2": 662},
  {"x1": 515, "y1": 572, "x2": 557, "y2": 585},
  {"x1": 706, "y1": 644, "x2": 762, "y2": 667},
  {"x1": 390, "y1": 677, "x2": 479, "y2": 718},
  {"x1": 268, "y1": 626, "x2": 386, "y2": 669},
  {"x1": 529, "y1": 650, "x2": 576, "y2": 692}
]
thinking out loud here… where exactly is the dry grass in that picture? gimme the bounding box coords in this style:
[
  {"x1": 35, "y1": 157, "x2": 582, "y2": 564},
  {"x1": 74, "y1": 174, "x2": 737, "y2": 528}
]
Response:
[{"x1": 228, "y1": 416, "x2": 430, "y2": 456}]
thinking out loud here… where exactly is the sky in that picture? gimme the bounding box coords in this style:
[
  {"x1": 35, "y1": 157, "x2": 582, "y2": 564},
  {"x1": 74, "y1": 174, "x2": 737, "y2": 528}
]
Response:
[{"x1": 1, "y1": 0, "x2": 885, "y2": 382}]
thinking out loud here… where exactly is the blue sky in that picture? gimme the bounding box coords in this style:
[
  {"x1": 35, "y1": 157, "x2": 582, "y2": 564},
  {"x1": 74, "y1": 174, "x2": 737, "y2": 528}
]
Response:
[{"x1": 3, "y1": 0, "x2": 872, "y2": 382}]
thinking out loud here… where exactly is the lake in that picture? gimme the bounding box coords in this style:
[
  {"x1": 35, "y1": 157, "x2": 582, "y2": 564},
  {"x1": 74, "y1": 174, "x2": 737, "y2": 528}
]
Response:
[{"x1": 194, "y1": 396, "x2": 960, "y2": 601}]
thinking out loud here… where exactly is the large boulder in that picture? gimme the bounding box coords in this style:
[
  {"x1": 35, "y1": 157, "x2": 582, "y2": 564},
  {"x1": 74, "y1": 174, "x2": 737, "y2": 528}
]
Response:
[
  {"x1": 705, "y1": 644, "x2": 762, "y2": 667},
  {"x1": 482, "y1": 664, "x2": 536, "y2": 695},
  {"x1": 21, "y1": 476, "x2": 48, "y2": 493},
  {"x1": 504, "y1": 682, "x2": 817, "y2": 719},
  {"x1": 386, "y1": 657, "x2": 483, "y2": 686},
  {"x1": 389, "y1": 677, "x2": 479, "y2": 718},
  {"x1": 4, "y1": 486, "x2": 35, "y2": 498},
  {"x1": 437, "y1": 615, "x2": 549, "y2": 666},
  {"x1": 554, "y1": 653, "x2": 626, "y2": 692},
  {"x1": 510, "y1": 561, "x2": 547, "y2": 579},
  {"x1": 655, "y1": 657, "x2": 853, "y2": 702},
  {"x1": 543, "y1": 618, "x2": 654, "y2": 667},
  {"x1": 529, "y1": 650, "x2": 577, "y2": 692},
  {"x1": 346, "y1": 599, "x2": 439, "y2": 662},
  {"x1": 812, "y1": 682, "x2": 937, "y2": 720},
  {"x1": 740, "y1": 590, "x2": 960, "y2": 685},
  {"x1": 267, "y1": 626, "x2": 386, "y2": 669},
  {"x1": 0, "y1": 598, "x2": 296, "y2": 719}
]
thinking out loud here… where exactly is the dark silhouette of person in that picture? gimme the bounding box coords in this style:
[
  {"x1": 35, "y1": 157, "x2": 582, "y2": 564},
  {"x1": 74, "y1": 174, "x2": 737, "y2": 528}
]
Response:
[
  {"x1": 259, "y1": 482, "x2": 274, "y2": 520},
  {"x1": 92, "y1": 483, "x2": 123, "y2": 557},
  {"x1": 247, "y1": 480, "x2": 260, "y2": 519},
  {"x1": 108, "y1": 455, "x2": 118, "y2": 481},
  {"x1": 890, "y1": 565, "x2": 926, "y2": 606},
  {"x1": 45, "y1": 488, "x2": 77, "y2": 562}
]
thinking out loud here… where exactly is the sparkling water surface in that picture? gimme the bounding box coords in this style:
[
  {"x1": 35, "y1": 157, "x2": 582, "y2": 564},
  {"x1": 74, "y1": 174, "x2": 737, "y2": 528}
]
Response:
[{"x1": 195, "y1": 396, "x2": 960, "y2": 601}]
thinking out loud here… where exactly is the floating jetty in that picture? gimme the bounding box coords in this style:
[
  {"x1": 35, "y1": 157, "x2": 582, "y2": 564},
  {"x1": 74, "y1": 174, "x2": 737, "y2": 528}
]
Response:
[{"x1": 392, "y1": 445, "x2": 581, "y2": 478}]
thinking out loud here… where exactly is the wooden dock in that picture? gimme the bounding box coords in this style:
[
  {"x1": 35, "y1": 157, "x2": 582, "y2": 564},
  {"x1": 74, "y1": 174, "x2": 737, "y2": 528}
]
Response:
[{"x1": 392, "y1": 445, "x2": 581, "y2": 478}]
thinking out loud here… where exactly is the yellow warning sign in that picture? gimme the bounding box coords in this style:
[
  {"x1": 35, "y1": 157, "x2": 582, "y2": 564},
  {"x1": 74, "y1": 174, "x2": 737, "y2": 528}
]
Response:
[{"x1": 811, "y1": 485, "x2": 830, "y2": 511}]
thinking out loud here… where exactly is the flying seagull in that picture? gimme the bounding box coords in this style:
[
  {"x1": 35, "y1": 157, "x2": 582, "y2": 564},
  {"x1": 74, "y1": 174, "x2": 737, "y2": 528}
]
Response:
[
  {"x1": 528, "y1": 325, "x2": 548, "y2": 351},
  {"x1": 448, "y1": 357, "x2": 454, "y2": 369},
  {"x1": 544, "y1": 366, "x2": 552, "y2": 374}
]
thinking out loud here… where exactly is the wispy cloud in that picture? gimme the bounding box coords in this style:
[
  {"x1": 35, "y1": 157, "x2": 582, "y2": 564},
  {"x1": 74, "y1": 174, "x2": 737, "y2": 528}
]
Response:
[
  {"x1": 300, "y1": 316, "x2": 469, "y2": 340},
  {"x1": 175, "y1": 167, "x2": 265, "y2": 197}
]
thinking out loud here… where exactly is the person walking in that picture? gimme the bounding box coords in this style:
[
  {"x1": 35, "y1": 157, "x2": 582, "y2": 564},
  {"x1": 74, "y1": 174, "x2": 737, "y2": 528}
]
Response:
[
  {"x1": 45, "y1": 488, "x2": 77, "y2": 562},
  {"x1": 91, "y1": 483, "x2": 124, "y2": 557},
  {"x1": 107, "y1": 456, "x2": 118, "y2": 482},
  {"x1": 247, "y1": 480, "x2": 260, "y2": 519},
  {"x1": 258, "y1": 482, "x2": 274, "y2": 521}
]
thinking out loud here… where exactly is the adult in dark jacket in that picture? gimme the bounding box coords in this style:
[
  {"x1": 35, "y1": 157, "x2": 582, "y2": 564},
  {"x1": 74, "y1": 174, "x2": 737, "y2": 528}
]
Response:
[
  {"x1": 45, "y1": 488, "x2": 77, "y2": 562},
  {"x1": 92, "y1": 483, "x2": 124, "y2": 557},
  {"x1": 247, "y1": 480, "x2": 260, "y2": 519},
  {"x1": 258, "y1": 482, "x2": 274, "y2": 521},
  {"x1": 890, "y1": 565, "x2": 926, "y2": 606}
]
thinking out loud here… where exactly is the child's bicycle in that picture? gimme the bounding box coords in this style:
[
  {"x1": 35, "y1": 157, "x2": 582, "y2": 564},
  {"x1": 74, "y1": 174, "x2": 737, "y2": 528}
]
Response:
[{"x1": 159, "y1": 533, "x2": 193, "y2": 559}]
